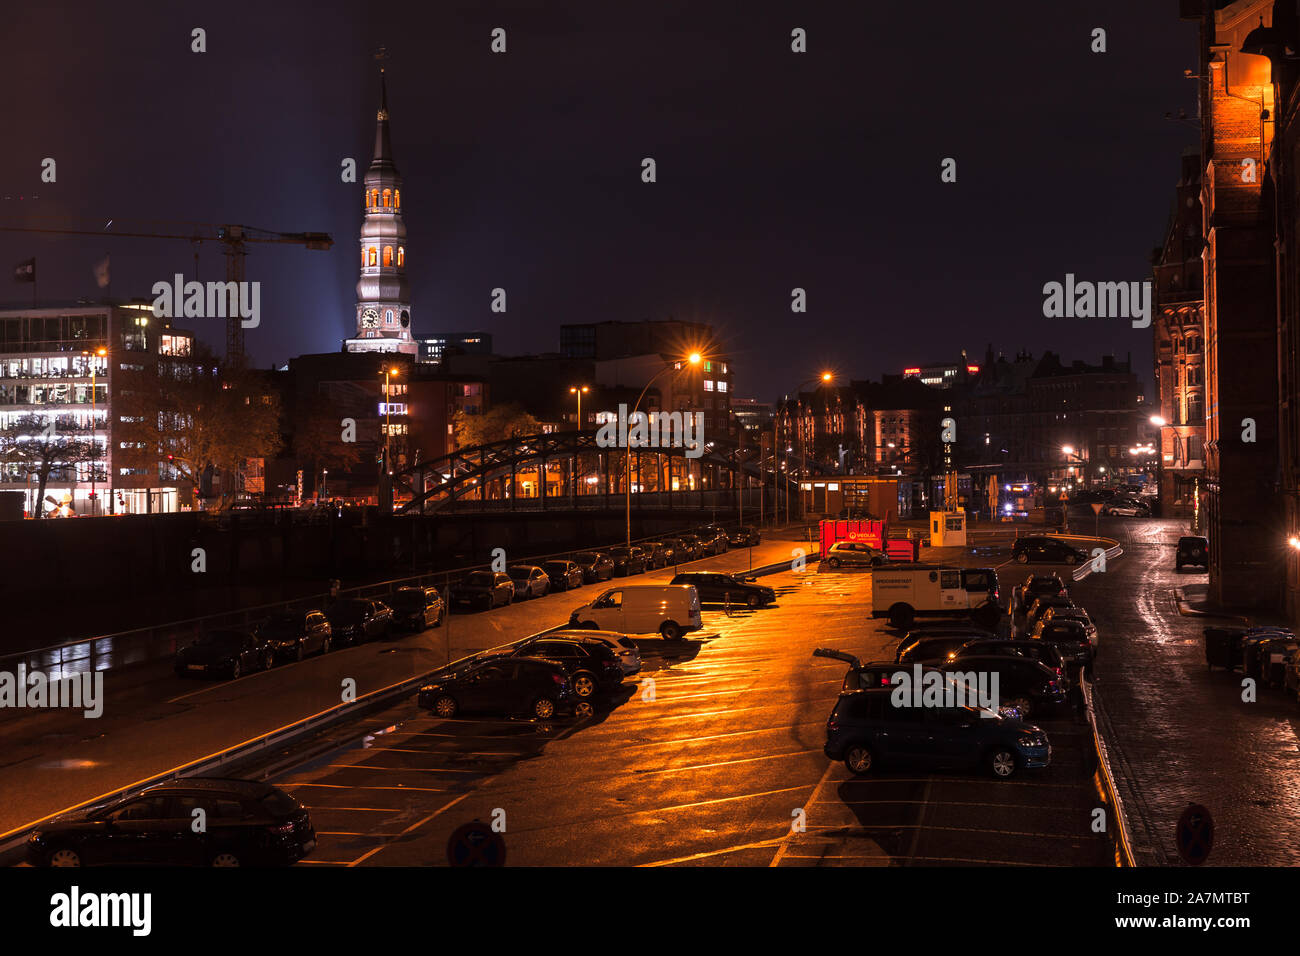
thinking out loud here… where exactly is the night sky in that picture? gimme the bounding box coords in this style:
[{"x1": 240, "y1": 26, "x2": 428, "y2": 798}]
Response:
[{"x1": 2, "y1": 1, "x2": 1197, "y2": 401}]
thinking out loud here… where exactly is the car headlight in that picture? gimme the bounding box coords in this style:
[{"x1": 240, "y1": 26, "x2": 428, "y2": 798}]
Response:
[
  {"x1": 1019, "y1": 733, "x2": 1047, "y2": 748},
  {"x1": 29, "y1": 831, "x2": 42, "y2": 841}
]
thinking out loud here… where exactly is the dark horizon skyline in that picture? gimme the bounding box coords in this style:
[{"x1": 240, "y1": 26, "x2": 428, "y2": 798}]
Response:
[{"x1": 2, "y1": 1, "x2": 1197, "y2": 403}]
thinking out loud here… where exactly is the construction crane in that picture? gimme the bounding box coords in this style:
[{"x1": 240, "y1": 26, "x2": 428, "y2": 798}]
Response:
[{"x1": 0, "y1": 219, "x2": 333, "y2": 363}]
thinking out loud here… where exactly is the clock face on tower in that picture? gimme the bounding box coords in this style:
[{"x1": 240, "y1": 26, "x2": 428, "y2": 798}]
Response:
[{"x1": 361, "y1": 308, "x2": 380, "y2": 328}]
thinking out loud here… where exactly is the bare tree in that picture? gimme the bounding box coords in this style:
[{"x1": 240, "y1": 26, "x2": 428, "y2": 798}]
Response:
[{"x1": 0, "y1": 414, "x2": 103, "y2": 517}]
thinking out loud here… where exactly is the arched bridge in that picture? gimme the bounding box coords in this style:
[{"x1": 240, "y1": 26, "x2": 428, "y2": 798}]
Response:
[{"x1": 391, "y1": 429, "x2": 825, "y2": 515}]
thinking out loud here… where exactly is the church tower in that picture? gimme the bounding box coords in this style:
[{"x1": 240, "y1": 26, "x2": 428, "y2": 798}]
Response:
[{"x1": 346, "y1": 65, "x2": 415, "y2": 354}]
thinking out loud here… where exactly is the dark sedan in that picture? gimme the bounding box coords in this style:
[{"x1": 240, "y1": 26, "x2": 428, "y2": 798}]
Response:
[
  {"x1": 501, "y1": 636, "x2": 626, "y2": 700},
  {"x1": 608, "y1": 545, "x2": 648, "y2": 576},
  {"x1": 695, "y1": 527, "x2": 728, "y2": 556},
  {"x1": 674, "y1": 534, "x2": 704, "y2": 560},
  {"x1": 27, "y1": 778, "x2": 315, "y2": 867},
  {"x1": 727, "y1": 525, "x2": 761, "y2": 547},
  {"x1": 1012, "y1": 536, "x2": 1089, "y2": 566},
  {"x1": 573, "y1": 551, "x2": 615, "y2": 583},
  {"x1": 949, "y1": 639, "x2": 1071, "y2": 689},
  {"x1": 450, "y1": 571, "x2": 515, "y2": 611},
  {"x1": 417, "y1": 655, "x2": 578, "y2": 720},
  {"x1": 259, "y1": 610, "x2": 333, "y2": 662},
  {"x1": 641, "y1": 541, "x2": 671, "y2": 569},
  {"x1": 670, "y1": 571, "x2": 775, "y2": 607},
  {"x1": 174, "y1": 629, "x2": 274, "y2": 679},
  {"x1": 825, "y1": 689, "x2": 1051, "y2": 779},
  {"x1": 543, "y1": 559, "x2": 586, "y2": 592},
  {"x1": 895, "y1": 631, "x2": 996, "y2": 665},
  {"x1": 934, "y1": 655, "x2": 1068, "y2": 718},
  {"x1": 326, "y1": 598, "x2": 393, "y2": 644}
]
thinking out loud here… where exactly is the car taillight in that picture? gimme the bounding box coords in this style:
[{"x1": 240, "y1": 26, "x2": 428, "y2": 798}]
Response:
[
  {"x1": 1048, "y1": 680, "x2": 1060, "y2": 691},
  {"x1": 551, "y1": 673, "x2": 565, "y2": 685},
  {"x1": 268, "y1": 822, "x2": 295, "y2": 835}
]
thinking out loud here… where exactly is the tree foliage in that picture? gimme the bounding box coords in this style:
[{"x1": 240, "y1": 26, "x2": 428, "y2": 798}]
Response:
[
  {"x1": 0, "y1": 414, "x2": 102, "y2": 517},
  {"x1": 452, "y1": 402, "x2": 541, "y2": 449}
]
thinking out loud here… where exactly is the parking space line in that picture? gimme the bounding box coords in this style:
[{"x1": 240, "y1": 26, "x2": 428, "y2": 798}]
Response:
[
  {"x1": 324, "y1": 763, "x2": 484, "y2": 775},
  {"x1": 346, "y1": 792, "x2": 471, "y2": 867},
  {"x1": 627, "y1": 748, "x2": 822, "y2": 776},
  {"x1": 280, "y1": 782, "x2": 451, "y2": 792},
  {"x1": 638, "y1": 837, "x2": 788, "y2": 867}
]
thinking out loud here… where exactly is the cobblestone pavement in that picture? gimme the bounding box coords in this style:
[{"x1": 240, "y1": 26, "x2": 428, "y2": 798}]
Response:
[{"x1": 1079, "y1": 517, "x2": 1300, "y2": 866}]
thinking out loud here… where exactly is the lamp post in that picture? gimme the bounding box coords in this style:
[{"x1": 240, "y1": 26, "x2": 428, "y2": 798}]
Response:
[
  {"x1": 82, "y1": 347, "x2": 107, "y2": 516},
  {"x1": 1149, "y1": 414, "x2": 1168, "y2": 521},
  {"x1": 626, "y1": 352, "x2": 702, "y2": 547},
  {"x1": 569, "y1": 385, "x2": 589, "y2": 430},
  {"x1": 788, "y1": 372, "x2": 833, "y2": 519}
]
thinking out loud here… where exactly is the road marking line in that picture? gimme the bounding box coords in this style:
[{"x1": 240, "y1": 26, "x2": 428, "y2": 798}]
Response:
[
  {"x1": 770, "y1": 756, "x2": 842, "y2": 867},
  {"x1": 628, "y1": 749, "x2": 822, "y2": 776},
  {"x1": 639, "y1": 837, "x2": 788, "y2": 866},
  {"x1": 347, "y1": 791, "x2": 471, "y2": 866}
]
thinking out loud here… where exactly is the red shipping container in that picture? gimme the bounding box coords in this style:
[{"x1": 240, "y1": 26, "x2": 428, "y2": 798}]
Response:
[{"x1": 819, "y1": 519, "x2": 886, "y2": 555}]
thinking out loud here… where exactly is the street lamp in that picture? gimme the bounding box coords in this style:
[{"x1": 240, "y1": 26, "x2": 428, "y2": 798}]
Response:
[
  {"x1": 569, "y1": 385, "x2": 589, "y2": 430},
  {"x1": 82, "y1": 347, "x2": 107, "y2": 516},
  {"x1": 626, "y1": 352, "x2": 703, "y2": 547},
  {"x1": 789, "y1": 371, "x2": 834, "y2": 517}
]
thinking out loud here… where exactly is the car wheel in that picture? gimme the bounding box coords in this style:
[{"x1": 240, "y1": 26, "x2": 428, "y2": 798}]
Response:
[
  {"x1": 660, "y1": 621, "x2": 683, "y2": 641},
  {"x1": 887, "y1": 604, "x2": 913, "y2": 630},
  {"x1": 746, "y1": 594, "x2": 760, "y2": 608},
  {"x1": 572, "y1": 673, "x2": 597, "y2": 698},
  {"x1": 230, "y1": 659, "x2": 242, "y2": 680},
  {"x1": 844, "y1": 744, "x2": 874, "y2": 776},
  {"x1": 321, "y1": 635, "x2": 332, "y2": 654},
  {"x1": 1015, "y1": 552, "x2": 1029, "y2": 564},
  {"x1": 532, "y1": 697, "x2": 556, "y2": 719},
  {"x1": 48, "y1": 847, "x2": 82, "y2": 867},
  {"x1": 573, "y1": 700, "x2": 595, "y2": 719},
  {"x1": 579, "y1": 620, "x2": 599, "y2": 630},
  {"x1": 433, "y1": 695, "x2": 457, "y2": 718},
  {"x1": 988, "y1": 748, "x2": 1017, "y2": 779},
  {"x1": 295, "y1": 642, "x2": 305, "y2": 662},
  {"x1": 211, "y1": 851, "x2": 241, "y2": 867},
  {"x1": 827, "y1": 557, "x2": 841, "y2": 569},
  {"x1": 263, "y1": 650, "x2": 275, "y2": 670},
  {"x1": 1064, "y1": 554, "x2": 1078, "y2": 566}
]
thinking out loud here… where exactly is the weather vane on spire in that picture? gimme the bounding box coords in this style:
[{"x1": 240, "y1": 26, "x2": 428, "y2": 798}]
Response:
[{"x1": 374, "y1": 45, "x2": 388, "y2": 73}]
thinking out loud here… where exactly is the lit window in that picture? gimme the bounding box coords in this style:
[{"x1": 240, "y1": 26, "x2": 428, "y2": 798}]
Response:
[
  {"x1": 394, "y1": 189, "x2": 401, "y2": 208},
  {"x1": 703, "y1": 380, "x2": 714, "y2": 391},
  {"x1": 397, "y1": 246, "x2": 404, "y2": 267},
  {"x1": 383, "y1": 189, "x2": 392, "y2": 207},
  {"x1": 717, "y1": 381, "x2": 727, "y2": 392},
  {"x1": 368, "y1": 247, "x2": 377, "y2": 266},
  {"x1": 365, "y1": 191, "x2": 371, "y2": 209},
  {"x1": 371, "y1": 189, "x2": 379, "y2": 208},
  {"x1": 386, "y1": 310, "x2": 394, "y2": 324},
  {"x1": 383, "y1": 246, "x2": 393, "y2": 267}
]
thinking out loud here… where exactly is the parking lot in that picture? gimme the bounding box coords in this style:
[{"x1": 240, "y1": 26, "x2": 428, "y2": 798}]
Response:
[{"x1": 270, "y1": 562, "x2": 1111, "y2": 867}]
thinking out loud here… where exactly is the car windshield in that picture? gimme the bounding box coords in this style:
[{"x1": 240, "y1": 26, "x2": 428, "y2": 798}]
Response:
[
  {"x1": 465, "y1": 572, "x2": 494, "y2": 586},
  {"x1": 261, "y1": 614, "x2": 298, "y2": 632},
  {"x1": 543, "y1": 562, "x2": 565, "y2": 573},
  {"x1": 391, "y1": 591, "x2": 424, "y2": 609},
  {"x1": 260, "y1": 790, "x2": 300, "y2": 816},
  {"x1": 508, "y1": 568, "x2": 531, "y2": 580},
  {"x1": 574, "y1": 553, "x2": 597, "y2": 564},
  {"x1": 329, "y1": 602, "x2": 367, "y2": 622}
]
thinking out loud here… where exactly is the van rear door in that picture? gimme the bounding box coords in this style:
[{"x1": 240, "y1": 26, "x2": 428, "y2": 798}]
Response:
[{"x1": 939, "y1": 568, "x2": 964, "y2": 610}]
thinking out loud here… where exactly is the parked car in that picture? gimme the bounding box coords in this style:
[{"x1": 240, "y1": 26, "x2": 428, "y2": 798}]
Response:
[
  {"x1": 569, "y1": 584, "x2": 702, "y2": 640},
  {"x1": 608, "y1": 545, "x2": 648, "y2": 576},
  {"x1": 508, "y1": 565, "x2": 552, "y2": 600},
  {"x1": 1012, "y1": 536, "x2": 1089, "y2": 565},
  {"x1": 674, "y1": 534, "x2": 704, "y2": 561},
  {"x1": 174, "y1": 629, "x2": 274, "y2": 679},
  {"x1": 657, "y1": 536, "x2": 686, "y2": 565},
  {"x1": 727, "y1": 525, "x2": 761, "y2": 547},
  {"x1": 670, "y1": 571, "x2": 775, "y2": 607},
  {"x1": 27, "y1": 778, "x2": 316, "y2": 867},
  {"x1": 696, "y1": 526, "x2": 729, "y2": 555},
  {"x1": 823, "y1": 540, "x2": 889, "y2": 570},
  {"x1": 543, "y1": 559, "x2": 586, "y2": 592},
  {"x1": 259, "y1": 609, "x2": 334, "y2": 662},
  {"x1": 1176, "y1": 536, "x2": 1210, "y2": 572},
  {"x1": 896, "y1": 633, "x2": 994, "y2": 665},
  {"x1": 450, "y1": 571, "x2": 515, "y2": 611},
  {"x1": 931, "y1": 654, "x2": 1067, "y2": 718},
  {"x1": 1014, "y1": 573, "x2": 1068, "y2": 612},
  {"x1": 1019, "y1": 594, "x2": 1076, "y2": 636},
  {"x1": 326, "y1": 598, "x2": 393, "y2": 643},
  {"x1": 1037, "y1": 606, "x2": 1097, "y2": 649},
  {"x1": 547, "y1": 629, "x2": 642, "y2": 676},
  {"x1": 1103, "y1": 500, "x2": 1150, "y2": 517},
  {"x1": 824, "y1": 689, "x2": 1051, "y2": 779},
  {"x1": 949, "y1": 639, "x2": 1070, "y2": 689},
  {"x1": 417, "y1": 655, "x2": 577, "y2": 720},
  {"x1": 501, "y1": 636, "x2": 626, "y2": 699},
  {"x1": 640, "y1": 541, "x2": 670, "y2": 569},
  {"x1": 573, "y1": 551, "x2": 615, "y2": 583},
  {"x1": 389, "y1": 586, "x2": 445, "y2": 631}
]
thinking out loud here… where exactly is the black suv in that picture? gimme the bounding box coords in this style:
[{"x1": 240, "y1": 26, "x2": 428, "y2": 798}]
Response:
[
  {"x1": 1176, "y1": 536, "x2": 1209, "y2": 572},
  {"x1": 27, "y1": 778, "x2": 315, "y2": 867},
  {"x1": 670, "y1": 571, "x2": 775, "y2": 607},
  {"x1": 1015, "y1": 573, "x2": 1068, "y2": 611},
  {"x1": 939, "y1": 655, "x2": 1068, "y2": 718},
  {"x1": 608, "y1": 545, "x2": 648, "y2": 576},
  {"x1": 175, "y1": 629, "x2": 275, "y2": 679},
  {"x1": 727, "y1": 525, "x2": 761, "y2": 547},
  {"x1": 573, "y1": 551, "x2": 615, "y2": 583},
  {"x1": 327, "y1": 598, "x2": 394, "y2": 643},
  {"x1": 390, "y1": 586, "x2": 445, "y2": 631},
  {"x1": 502, "y1": 636, "x2": 626, "y2": 699},
  {"x1": 824, "y1": 690, "x2": 1051, "y2": 779},
  {"x1": 1012, "y1": 536, "x2": 1089, "y2": 566},
  {"x1": 895, "y1": 631, "x2": 995, "y2": 664}
]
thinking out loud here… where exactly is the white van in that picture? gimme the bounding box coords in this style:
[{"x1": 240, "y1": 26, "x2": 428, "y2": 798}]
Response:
[
  {"x1": 569, "y1": 584, "x2": 702, "y2": 640},
  {"x1": 870, "y1": 564, "x2": 1001, "y2": 631}
]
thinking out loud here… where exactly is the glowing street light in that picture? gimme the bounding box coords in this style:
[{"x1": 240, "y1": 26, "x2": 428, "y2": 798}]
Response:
[
  {"x1": 626, "y1": 351, "x2": 703, "y2": 546},
  {"x1": 569, "y1": 385, "x2": 589, "y2": 430}
]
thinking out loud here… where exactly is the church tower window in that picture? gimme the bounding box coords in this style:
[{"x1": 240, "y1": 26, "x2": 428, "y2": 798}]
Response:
[
  {"x1": 383, "y1": 189, "x2": 392, "y2": 207},
  {"x1": 383, "y1": 246, "x2": 393, "y2": 267},
  {"x1": 368, "y1": 247, "x2": 377, "y2": 267},
  {"x1": 397, "y1": 247, "x2": 404, "y2": 267},
  {"x1": 394, "y1": 189, "x2": 400, "y2": 208}
]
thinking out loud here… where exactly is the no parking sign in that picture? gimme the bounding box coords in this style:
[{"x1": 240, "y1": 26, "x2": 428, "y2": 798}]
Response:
[{"x1": 1175, "y1": 803, "x2": 1214, "y2": 866}]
